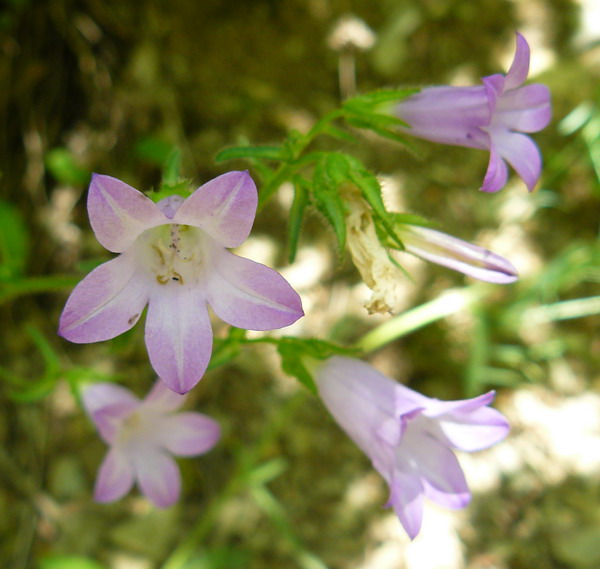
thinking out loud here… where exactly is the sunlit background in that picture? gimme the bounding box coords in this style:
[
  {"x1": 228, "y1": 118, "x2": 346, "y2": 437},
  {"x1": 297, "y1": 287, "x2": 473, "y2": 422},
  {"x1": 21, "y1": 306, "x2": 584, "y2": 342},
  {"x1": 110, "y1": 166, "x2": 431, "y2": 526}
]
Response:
[{"x1": 1, "y1": 1, "x2": 600, "y2": 568}]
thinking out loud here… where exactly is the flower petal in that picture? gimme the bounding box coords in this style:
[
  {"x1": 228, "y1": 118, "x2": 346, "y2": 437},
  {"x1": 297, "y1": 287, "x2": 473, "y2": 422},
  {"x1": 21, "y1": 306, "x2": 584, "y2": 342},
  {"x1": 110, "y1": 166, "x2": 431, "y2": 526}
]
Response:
[
  {"x1": 387, "y1": 469, "x2": 425, "y2": 540},
  {"x1": 58, "y1": 252, "x2": 150, "y2": 343},
  {"x1": 504, "y1": 32, "x2": 530, "y2": 90},
  {"x1": 496, "y1": 84, "x2": 552, "y2": 132},
  {"x1": 173, "y1": 171, "x2": 258, "y2": 248},
  {"x1": 157, "y1": 412, "x2": 221, "y2": 456},
  {"x1": 94, "y1": 448, "x2": 135, "y2": 503},
  {"x1": 133, "y1": 447, "x2": 181, "y2": 508},
  {"x1": 82, "y1": 383, "x2": 140, "y2": 443},
  {"x1": 145, "y1": 285, "x2": 213, "y2": 394},
  {"x1": 206, "y1": 250, "x2": 303, "y2": 330},
  {"x1": 142, "y1": 379, "x2": 187, "y2": 413},
  {"x1": 493, "y1": 130, "x2": 542, "y2": 191},
  {"x1": 480, "y1": 140, "x2": 508, "y2": 192},
  {"x1": 88, "y1": 174, "x2": 166, "y2": 253}
]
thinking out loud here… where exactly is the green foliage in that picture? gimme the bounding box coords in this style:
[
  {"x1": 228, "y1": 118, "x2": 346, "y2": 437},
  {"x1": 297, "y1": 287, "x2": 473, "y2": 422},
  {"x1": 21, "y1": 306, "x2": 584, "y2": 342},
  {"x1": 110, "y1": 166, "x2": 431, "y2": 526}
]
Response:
[
  {"x1": 0, "y1": 200, "x2": 29, "y2": 279},
  {"x1": 45, "y1": 148, "x2": 90, "y2": 186},
  {"x1": 39, "y1": 557, "x2": 107, "y2": 569}
]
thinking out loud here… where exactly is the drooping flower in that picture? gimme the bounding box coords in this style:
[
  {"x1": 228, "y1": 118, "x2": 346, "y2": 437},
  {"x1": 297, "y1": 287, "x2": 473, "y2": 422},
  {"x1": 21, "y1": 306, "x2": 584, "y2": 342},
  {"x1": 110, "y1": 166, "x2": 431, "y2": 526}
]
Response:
[
  {"x1": 398, "y1": 224, "x2": 518, "y2": 284},
  {"x1": 82, "y1": 380, "x2": 220, "y2": 507},
  {"x1": 59, "y1": 171, "x2": 304, "y2": 393},
  {"x1": 315, "y1": 356, "x2": 509, "y2": 539},
  {"x1": 394, "y1": 33, "x2": 551, "y2": 192}
]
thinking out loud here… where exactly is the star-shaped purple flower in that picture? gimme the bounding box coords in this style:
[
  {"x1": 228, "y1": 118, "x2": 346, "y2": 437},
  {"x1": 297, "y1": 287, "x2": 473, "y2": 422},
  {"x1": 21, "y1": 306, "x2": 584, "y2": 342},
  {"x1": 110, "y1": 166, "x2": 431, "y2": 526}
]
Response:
[
  {"x1": 315, "y1": 356, "x2": 509, "y2": 539},
  {"x1": 82, "y1": 380, "x2": 220, "y2": 508},
  {"x1": 395, "y1": 33, "x2": 551, "y2": 192},
  {"x1": 59, "y1": 171, "x2": 304, "y2": 393}
]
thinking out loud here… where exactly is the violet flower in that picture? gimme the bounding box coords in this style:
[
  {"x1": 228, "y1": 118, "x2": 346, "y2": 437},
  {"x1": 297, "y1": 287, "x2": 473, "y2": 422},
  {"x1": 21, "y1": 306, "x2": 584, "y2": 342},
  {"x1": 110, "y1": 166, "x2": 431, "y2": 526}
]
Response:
[
  {"x1": 315, "y1": 356, "x2": 509, "y2": 539},
  {"x1": 82, "y1": 380, "x2": 220, "y2": 507},
  {"x1": 394, "y1": 33, "x2": 551, "y2": 192},
  {"x1": 59, "y1": 172, "x2": 303, "y2": 393},
  {"x1": 398, "y1": 224, "x2": 518, "y2": 284}
]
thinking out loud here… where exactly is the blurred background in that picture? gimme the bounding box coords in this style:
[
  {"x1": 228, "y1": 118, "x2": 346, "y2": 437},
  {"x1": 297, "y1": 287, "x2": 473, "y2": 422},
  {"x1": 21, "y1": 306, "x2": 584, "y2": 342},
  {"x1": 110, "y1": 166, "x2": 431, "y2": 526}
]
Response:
[{"x1": 1, "y1": 0, "x2": 600, "y2": 568}]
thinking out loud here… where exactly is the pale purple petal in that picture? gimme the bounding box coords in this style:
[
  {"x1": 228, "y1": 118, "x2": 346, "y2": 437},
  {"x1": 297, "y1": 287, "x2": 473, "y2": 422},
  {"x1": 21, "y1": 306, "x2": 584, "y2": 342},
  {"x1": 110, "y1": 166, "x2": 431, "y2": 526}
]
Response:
[
  {"x1": 94, "y1": 448, "x2": 135, "y2": 503},
  {"x1": 400, "y1": 225, "x2": 518, "y2": 284},
  {"x1": 492, "y1": 130, "x2": 542, "y2": 191},
  {"x1": 142, "y1": 379, "x2": 187, "y2": 413},
  {"x1": 496, "y1": 84, "x2": 552, "y2": 132},
  {"x1": 88, "y1": 174, "x2": 166, "y2": 253},
  {"x1": 504, "y1": 32, "x2": 530, "y2": 90},
  {"x1": 436, "y1": 407, "x2": 510, "y2": 451},
  {"x1": 133, "y1": 447, "x2": 181, "y2": 508},
  {"x1": 480, "y1": 141, "x2": 509, "y2": 192},
  {"x1": 206, "y1": 250, "x2": 303, "y2": 330},
  {"x1": 58, "y1": 251, "x2": 150, "y2": 343},
  {"x1": 82, "y1": 383, "x2": 140, "y2": 443},
  {"x1": 145, "y1": 286, "x2": 213, "y2": 394},
  {"x1": 387, "y1": 470, "x2": 425, "y2": 540},
  {"x1": 156, "y1": 195, "x2": 185, "y2": 219},
  {"x1": 157, "y1": 413, "x2": 221, "y2": 456},
  {"x1": 173, "y1": 171, "x2": 258, "y2": 248}
]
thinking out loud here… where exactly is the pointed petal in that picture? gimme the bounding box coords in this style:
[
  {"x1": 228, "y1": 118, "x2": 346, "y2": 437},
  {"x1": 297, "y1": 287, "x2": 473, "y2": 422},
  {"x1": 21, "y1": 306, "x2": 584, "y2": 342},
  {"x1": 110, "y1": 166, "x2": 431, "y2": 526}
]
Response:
[
  {"x1": 206, "y1": 250, "x2": 303, "y2": 330},
  {"x1": 504, "y1": 32, "x2": 530, "y2": 90},
  {"x1": 82, "y1": 383, "x2": 140, "y2": 443},
  {"x1": 145, "y1": 286, "x2": 213, "y2": 394},
  {"x1": 142, "y1": 379, "x2": 187, "y2": 413},
  {"x1": 173, "y1": 171, "x2": 258, "y2": 248},
  {"x1": 94, "y1": 448, "x2": 135, "y2": 503},
  {"x1": 134, "y1": 447, "x2": 181, "y2": 508},
  {"x1": 497, "y1": 84, "x2": 552, "y2": 132},
  {"x1": 88, "y1": 174, "x2": 166, "y2": 253},
  {"x1": 406, "y1": 434, "x2": 471, "y2": 509},
  {"x1": 58, "y1": 252, "x2": 150, "y2": 343},
  {"x1": 493, "y1": 130, "x2": 542, "y2": 191},
  {"x1": 157, "y1": 412, "x2": 221, "y2": 456},
  {"x1": 387, "y1": 469, "x2": 425, "y2": 540},
  {"x1": 480, "y1": 140, "x2": 508, "y2": 192},
  {"x1": 437, "y1": 407, "x2": 510, "y2": 451}
]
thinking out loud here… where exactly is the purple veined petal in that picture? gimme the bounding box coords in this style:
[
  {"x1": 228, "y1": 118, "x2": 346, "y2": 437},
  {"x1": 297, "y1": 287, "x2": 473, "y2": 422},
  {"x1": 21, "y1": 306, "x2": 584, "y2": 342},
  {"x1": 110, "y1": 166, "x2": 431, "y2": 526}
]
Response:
[
  {"x1": 504, "y1": 32, "x2": 531, "y2": 91},
  {"x1": 206, "y1": 250, "x2": 303, "y2": 330},
  {"x1": 142, "y1": 379, "x2": 187, "y2": 413},
  {"x1": 482, "y1": 74, "x2": 504, "y2": 117},
  {"x1": 480, "y1": 140, "x2": 509, "y2": 192},
  {"x1": 82, "y1": 383, "x2": 140, "y2": 443},
  {"x1": 496, "y1": 84, "x2": 552, "y2": 132},
  {"x1": 94, "y1": 447, "x2": 135, "y2": 503},
  {"x1": 492, "y1": 130, "x2": 542, "y2": 191},
  {"x1": 424, "y1": 390, "x2": 497, "y2": 417},
  {"x1": 387, "y1": 469, "x2": 425, "y2": 540},
  {"x1": 173, "y1": 171, "x2": 258, "y2": 248},
  {"x1": 400, "y1": 225, "x2": 519, "y2": 284},
  {"x1": 157, "y1": 412, "x2": 221, "y2": 456},
  {"x1": 88, "y1": 174, "x2": 167, "y2": 253},
  {"x1": 145, "y1": 285, "x2": 213, "y2": 394},
  {"x1": 403, "y1": 433, "x2": 471, "y2": 509},
  {"x1": 58, "y1": 251, "x2": 150, "y2": 343},
  {"x1": 133, "y1": 447, "x2": 181, "y2": 508},
  {"x1": 436, "y1": 407, "x2": 510, "y2": 451}
]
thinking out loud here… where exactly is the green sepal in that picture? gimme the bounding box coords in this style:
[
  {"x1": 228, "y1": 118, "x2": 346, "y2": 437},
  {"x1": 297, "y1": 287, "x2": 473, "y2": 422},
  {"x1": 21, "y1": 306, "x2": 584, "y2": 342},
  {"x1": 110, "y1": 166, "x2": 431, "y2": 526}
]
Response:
[{"x1": 215, "y1": 145, "x2": 290, "y2": 164}]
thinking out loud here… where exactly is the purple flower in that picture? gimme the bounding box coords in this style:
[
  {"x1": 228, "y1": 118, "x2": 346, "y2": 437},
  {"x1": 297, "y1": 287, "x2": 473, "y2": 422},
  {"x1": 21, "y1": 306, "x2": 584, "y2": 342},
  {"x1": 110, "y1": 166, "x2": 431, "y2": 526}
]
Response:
[
  {"x1": 315, "y1": 356, "x2": 509, "y2": 539},
  {"x1": 398, "y1": 224, "x2": 518, "y2": 284},
  {"x1": 59, "y1": 171, "x2": 304, "y2": 393},
  {"x1": 82, "y1": 380, "x2": 220, "y2": 507},
  {"x1": 395, "y1": 33, "x2": 551, "y2": 192}
]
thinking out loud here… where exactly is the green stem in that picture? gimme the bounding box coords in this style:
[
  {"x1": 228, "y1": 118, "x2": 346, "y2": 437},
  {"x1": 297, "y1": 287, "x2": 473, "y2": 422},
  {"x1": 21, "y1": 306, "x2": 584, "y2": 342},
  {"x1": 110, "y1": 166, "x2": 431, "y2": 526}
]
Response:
[{"x1": 356, "y1": 286, "x2": 485, "y2": 353}]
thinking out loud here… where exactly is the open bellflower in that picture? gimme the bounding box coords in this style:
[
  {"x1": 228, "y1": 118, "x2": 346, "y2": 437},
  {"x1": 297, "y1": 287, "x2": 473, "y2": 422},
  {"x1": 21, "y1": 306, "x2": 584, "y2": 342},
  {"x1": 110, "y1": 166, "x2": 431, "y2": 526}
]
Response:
[
  {"x1": 394, "y1": 33, "x2": 551, "y2": 192},
  {"x1": 82, "y1": 380, "x2": 220, "y2": 507},
  {"x1": 315, "y1": 356, "x2": 509, "y2": 539},
  {"x1": 398, "y1": 224, "x2": 518, "y2": 284},
  {"x1": 59, "y1": 172, "x2": 303, "y2": 393}
]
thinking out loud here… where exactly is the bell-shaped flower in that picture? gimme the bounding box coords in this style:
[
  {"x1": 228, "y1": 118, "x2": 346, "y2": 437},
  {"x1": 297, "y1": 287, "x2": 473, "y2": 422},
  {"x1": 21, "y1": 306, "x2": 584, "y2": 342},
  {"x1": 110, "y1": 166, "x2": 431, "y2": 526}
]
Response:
[
  {"x1": 82, "y1": 379, "x2": 221, "y2": 508},
  {"x1": 394, "y1": 33, "x2": 551, "y2": 192},
  {"x1": 59, "y1": 171, "x2": 304, "y2": 393},
  {"x1": 398, "y1": 224, "x2": 518, "y2": 284},
  {"x1": 315, "y1": 356, "x2": 509, "y2": 539}
]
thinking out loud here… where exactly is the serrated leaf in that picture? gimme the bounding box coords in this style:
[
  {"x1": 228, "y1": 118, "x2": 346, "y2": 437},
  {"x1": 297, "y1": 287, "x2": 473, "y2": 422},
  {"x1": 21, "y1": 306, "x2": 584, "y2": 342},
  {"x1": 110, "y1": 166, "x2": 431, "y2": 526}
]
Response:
[
  {"x1": 215, "y1": 145, "x2": 288, "y2": 163},
  {"x1": 287, "y1": 180, "x2": 309, "y2": 263},
  {"x1": 313, "y1": 157, "x2": 347, "y2": 253},
  {"x1": 277, "y1": 342, "x2": 317, "y2": 393}
]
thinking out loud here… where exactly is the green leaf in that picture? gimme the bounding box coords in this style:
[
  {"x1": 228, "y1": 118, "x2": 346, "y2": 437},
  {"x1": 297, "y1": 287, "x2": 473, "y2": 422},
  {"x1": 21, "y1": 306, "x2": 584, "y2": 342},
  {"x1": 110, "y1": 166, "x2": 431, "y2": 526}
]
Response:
[
  {"x1": 45, "y1": 148, "x2": 90, "y2": 186},
  {"x1": 135, "y1": 136, "x2": 175, "y2": 166},
  {"x1": 215, "y1": 145, "x2": 289, "y2": 163},
  {"x1": 287, "y1": 179, "x2": 309, "y2": 264},
  {"x1": 208, "y1": 327, "x2": 246, "y2": 371},
  {"x1": 39, "y1": 555, "x2": 107, "y2": 569},
  {"x1": 0, "y1": 200, "x2": 29, "y2": 279}
]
